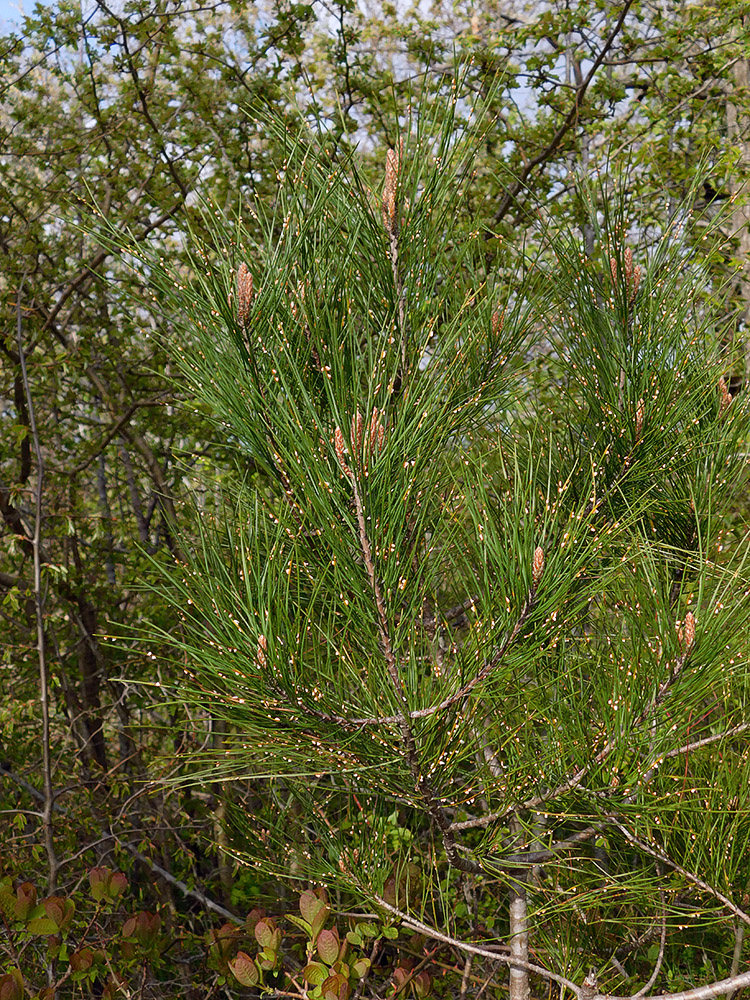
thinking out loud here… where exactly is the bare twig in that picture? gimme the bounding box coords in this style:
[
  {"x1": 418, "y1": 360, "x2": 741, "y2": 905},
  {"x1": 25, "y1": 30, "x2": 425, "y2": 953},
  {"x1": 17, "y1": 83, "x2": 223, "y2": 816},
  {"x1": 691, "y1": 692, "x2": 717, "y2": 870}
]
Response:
[
  {"x1": 116, "y1": 839, "x2": 242, "y2": 925},
  {"x1": 65, "y1": 397, "x2": 171, "y2": 476},
  {"x1": 475, "y1": 961, "x2": 504, "y2": 1000},
  {"x1": 726, "y1": 923, "x2": 745, "y2": 1000},
  {"x1": 658, "y1": 724, "x2": 749, "y2": 765},
  {"x1": 604, "y1": 969, "x2": 750, "y2": 1000},
  {"x1": 612, "y1": 822, "x2": 750, "y2": 928},
  {"x1": 17, "y1": 283, "x2": 59, "y2": 899},
  {"x1": 372, "y1": 894, "x2": 581, "y2": 995},
  {"x1": 633, "y1": 888, "x2": 667, "y2": 998}
]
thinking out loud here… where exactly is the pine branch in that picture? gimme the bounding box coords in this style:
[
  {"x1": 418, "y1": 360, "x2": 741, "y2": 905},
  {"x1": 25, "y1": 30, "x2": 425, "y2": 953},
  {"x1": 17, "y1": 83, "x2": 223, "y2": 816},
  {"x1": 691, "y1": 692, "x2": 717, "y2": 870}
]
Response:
[
  {"x1": 611, "y1": 821, "x2": 750, "y2": 928},
  {"x1": 377, "y1": 894, "x2": 750, "y2": 1000},
  {"x1": 449, "y1": 636, "x2": 702, "y2": 833},
  {"x1": 450, "y1": 720, "x2": 749, "y2": 835},
  {"x1": 297, "y1": 595, "x2": 533, "y2": 729},
  {"x1": 343, "y1": 465, "x2": 481, "y2": 874}
]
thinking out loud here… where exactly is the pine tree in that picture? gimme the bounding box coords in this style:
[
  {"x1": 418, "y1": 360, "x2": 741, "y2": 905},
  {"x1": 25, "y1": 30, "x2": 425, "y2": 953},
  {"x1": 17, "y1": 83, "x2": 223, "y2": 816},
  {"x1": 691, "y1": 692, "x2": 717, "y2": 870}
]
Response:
[{"x1": 114, "y1": 97, "x2": 750, "y2": 1000}]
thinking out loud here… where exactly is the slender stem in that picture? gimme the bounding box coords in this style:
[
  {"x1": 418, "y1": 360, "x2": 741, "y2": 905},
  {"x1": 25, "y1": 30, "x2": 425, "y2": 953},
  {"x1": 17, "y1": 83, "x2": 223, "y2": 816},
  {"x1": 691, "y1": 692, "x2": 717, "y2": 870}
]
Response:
[
  {"x1": 634, "y1": 888, "x2": 667, "y2": 999},
  {"x1": 508, "y1": 821, "x2": 530, "y2": 1000},
  {"x1": 612, "y1": 822, "x2": 750, "y2": 928},
  {"x1": 507, "y1": 814, "x2": 530, "y2": 1000},
  {"x1": 17, "y1": 285, "x2": 58, "y2": 897},
  {"x1": 348, "y1": 472, "x2": 479, "y2": 873},
  {"x1": 460, "y1": 956, "x2": 473, "y2": 1000},
  {"x1": 372, "y1": 894, "x2": 582, "y2": 996},
  {"x1": 603, "y1": 968, "x2": 750, "y2": 1000},
  {"x1": 726, "y1": 923, "x2": 745, "y2": 1000}
]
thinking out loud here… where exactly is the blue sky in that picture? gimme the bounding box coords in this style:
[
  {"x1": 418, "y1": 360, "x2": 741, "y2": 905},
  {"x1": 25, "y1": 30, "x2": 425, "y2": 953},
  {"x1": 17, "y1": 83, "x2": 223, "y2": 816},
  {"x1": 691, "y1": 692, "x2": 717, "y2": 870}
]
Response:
[{"x1": 0, "y1": 0, "x2": 24, "y2": 30}]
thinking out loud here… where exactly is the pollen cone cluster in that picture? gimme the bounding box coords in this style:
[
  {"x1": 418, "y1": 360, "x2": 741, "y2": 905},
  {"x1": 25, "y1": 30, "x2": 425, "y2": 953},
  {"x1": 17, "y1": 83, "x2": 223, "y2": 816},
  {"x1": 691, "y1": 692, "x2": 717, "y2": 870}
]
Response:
[
  {"x1": 382, "y1": 146, "x2": 400, "y2": 236},
  {"x1": 532, "y1": 546, "x2": 545, "y2": 588},
  {"x1": 237, "y1": 262, "x2": 253, "y2": 326}
]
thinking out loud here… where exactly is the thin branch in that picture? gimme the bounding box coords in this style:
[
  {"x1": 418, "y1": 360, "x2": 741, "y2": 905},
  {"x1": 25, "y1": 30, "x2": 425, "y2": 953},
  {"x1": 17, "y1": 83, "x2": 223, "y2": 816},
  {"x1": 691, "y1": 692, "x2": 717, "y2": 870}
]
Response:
[
  {"x1": 633, "y1": 887, "x2": 667, "y2": 999},
  {"x1": 612, "y1": 822, "x2": 750, "y2": 928},
  {"x1": 659, "y1": 724, "x2": 749, "y2": 764},
  {"x1": 450, "y1": 663, "x2": 717, "y2": 833},
  {"x1": 603, "y1": 969, "x2": 750, "y2": 1000},
  {"x1": 391, "y1": 946, "x2": 441, "y2": 998},
  {"x1": 17, "y1": 282, "x2": 59, "y2": 897},
  {"x1": 40, "y1": 198, "x2": 183, "y2": 346},
  {"x1": 302, "y1": 597, "x2": 532, "y2": 729},
  {"x1": 479, "y1": 820, "x2": 610, "y2": 870},
  {"x1": 0, "y1": 759, "x2": 236, "y2": 926},
  {"x1": 116, "y1": 839, "x2": 242, "y2": 925},
  {"x1": 372, "y1": 895, "x2": 582, "y2": 996},
  {"x1": 346, "y1": 469, "x2": 479, "y2": 874},
  {"x1": 93, "y1": 0, "x2": 189, "y2": 201},
  {"x1": 0, "y1": 762, "x2": 65, "y2": 813},
  {"x1": 493, "y1": 0, "x2": 636, "y2": 225},
  {"x1": 64, "y1": 398, "x2": 171, "y2": 476}
]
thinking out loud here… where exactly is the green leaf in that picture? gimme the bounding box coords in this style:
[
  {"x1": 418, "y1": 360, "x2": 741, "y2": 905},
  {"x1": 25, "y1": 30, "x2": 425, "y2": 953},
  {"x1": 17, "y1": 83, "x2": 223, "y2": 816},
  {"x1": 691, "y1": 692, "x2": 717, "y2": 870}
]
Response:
[
  {"x1": 229, "y1": 951, "x2": 260, "y2": 987},
  {"x1": 352, "y1": 959, "x2": 370, "y2": 979},
  {"x1": 303, "y1": 962, "x2": 330, "y2": 985},
  {"x1": 317, "y1": 928, "x2": 340, "y2": 965},
  {"x1": 27, "y1": 916, "x2": 59, "y2": 935},
  {"x1": 254, "y1": 918, "x2": 281, "y2": 950},
  {"x1": 286, "y1": 913, "x2": 313, "y2": 934},
  {"x1": 300, "y1": 889, "x2": 328, "y2": 926}
]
